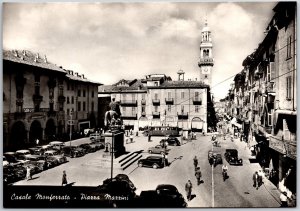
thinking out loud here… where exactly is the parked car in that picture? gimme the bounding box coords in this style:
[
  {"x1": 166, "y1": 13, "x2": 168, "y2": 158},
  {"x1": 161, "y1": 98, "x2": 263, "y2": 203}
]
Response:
[
  {"x1": 208, "y1": 150, "x2": 223, "y2": 165},
  {"x1": 3, "y1": 152, "x2": 19, "y2": 163},
  {"x1": 90, "y1": 133, "x2": 104, "y2": 142},
  {"x1": 40, "y1": 144, "x2": 53, "y2": 151},
  {"x1": 15, "y1": 149, "x2": 31, "y2": 160},
  {"x1": 61, "y1": 146, "x2": 85, "y2": 158},
  {"x1": 89, "y1": 142, "x2": 105, "y2": 151},
  {"x1": 138, "y1": 156, "x2": 165, "y2": 169},
  {"x1": 22, "y1": 162, "x2": 40, "y2": 175},
  {"x1": 3, "y1": 164, "x2": 26, "y2": 184},
  {"x1": 24, "y1": 155, "x2": 49, "y2": 171},
  {"x1": 224, "y1": 149, "x2": 243, "y2": 165},
  {"x1": 80, "y1": 143, "x2": 96, "y2": 153},
  {"x1": 3, "y1": 156, "x2": 9, "y2": 166},
  {"x1": 49, "y1": 141, "x2": 65, "y2": 151},
  {"x1": 160, "y1": 137, "x2": 180, "y2": 146},
  {"x1": 28, "y1": 147, "x2": 45, "y2": 155},
  {"x1": 155, "y1": 184, "x2": 187, "y2": 207},
  {"x1": 148, "y1": 145, "x2": 168, "y2": 155},
  {"x1": 44, "y1": 150, "x2": 67, "y2": 164}
]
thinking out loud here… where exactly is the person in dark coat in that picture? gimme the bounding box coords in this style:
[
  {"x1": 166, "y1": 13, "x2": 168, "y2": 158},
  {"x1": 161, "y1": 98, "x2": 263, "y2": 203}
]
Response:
[
  {"x1": 193, "y1": 156, "x2": 198, "y2": 170},
  {"x1": 185, "y1": 180, "x2": 193, "y2": 201},
  {"x1": 253, "y1": 171, "x2": 259, "y2": 189},
  {"x1": 62, "y1": 170, "x2": 68, "y2": 186},
  {"x1": 195, "y1": 167, "x2": 202, "y2": 185}
]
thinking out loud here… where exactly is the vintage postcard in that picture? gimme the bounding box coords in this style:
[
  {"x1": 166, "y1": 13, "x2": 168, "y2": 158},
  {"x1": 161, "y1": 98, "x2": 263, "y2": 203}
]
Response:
[{"x1": 2, "y1": 1, "x2": 297, "y2": 208}]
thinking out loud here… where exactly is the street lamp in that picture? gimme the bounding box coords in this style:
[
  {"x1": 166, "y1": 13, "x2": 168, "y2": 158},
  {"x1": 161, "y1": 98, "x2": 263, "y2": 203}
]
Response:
[{"x1": 69, "y1": 109, "x2": 74, "y2": 147}]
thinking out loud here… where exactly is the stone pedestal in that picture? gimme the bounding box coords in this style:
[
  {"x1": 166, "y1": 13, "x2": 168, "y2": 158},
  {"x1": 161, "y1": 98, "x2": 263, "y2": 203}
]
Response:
[{"x1": 103, "y1": 130, "x2": 125, "y2": 158}]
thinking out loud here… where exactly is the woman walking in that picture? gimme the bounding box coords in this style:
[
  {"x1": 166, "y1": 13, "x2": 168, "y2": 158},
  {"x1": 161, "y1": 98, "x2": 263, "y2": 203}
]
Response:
[{"x1": 62, "y1": 170, "x2": 68, "y2": 186}]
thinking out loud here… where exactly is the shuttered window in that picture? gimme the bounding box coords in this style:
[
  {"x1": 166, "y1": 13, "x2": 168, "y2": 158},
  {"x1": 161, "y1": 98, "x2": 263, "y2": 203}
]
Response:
[{"x1": 286, "y1": 76, "x2": 292, "y2": 100}]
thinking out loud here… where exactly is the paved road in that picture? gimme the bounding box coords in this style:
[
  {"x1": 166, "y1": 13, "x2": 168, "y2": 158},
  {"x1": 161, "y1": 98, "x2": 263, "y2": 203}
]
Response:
[{"x1": 14, "y1": 133, "x2": 281, "y2": 208}]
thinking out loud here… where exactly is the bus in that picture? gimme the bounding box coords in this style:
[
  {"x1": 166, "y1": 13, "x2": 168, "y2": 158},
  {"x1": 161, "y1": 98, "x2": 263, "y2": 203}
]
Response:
[{"x1": 143, "y1": 126, "x2": 180, "y2": 137}]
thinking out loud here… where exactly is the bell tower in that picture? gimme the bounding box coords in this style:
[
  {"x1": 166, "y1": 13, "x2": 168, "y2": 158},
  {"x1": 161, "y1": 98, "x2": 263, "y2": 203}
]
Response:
[{"x1": 198, "y1": 19, "x2": 214, "y2": 86}]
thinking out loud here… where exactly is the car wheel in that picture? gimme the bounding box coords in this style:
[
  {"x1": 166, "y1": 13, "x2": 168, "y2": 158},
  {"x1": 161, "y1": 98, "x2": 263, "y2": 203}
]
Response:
[
  {"x1": 138, "y1": 162, "x2": 143, "y2": 167},
  {"x1": 148, "y1": 150, "x2": 152, "y2": 154},
  {"x1": 152, "y1": 164, "x2": 158, "y2": 169}
]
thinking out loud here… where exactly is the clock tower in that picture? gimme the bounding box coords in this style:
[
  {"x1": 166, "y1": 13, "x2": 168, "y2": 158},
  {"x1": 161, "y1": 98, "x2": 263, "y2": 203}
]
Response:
[{"x1": 198, "y1": 20, "x2": 214, "y2": 86}]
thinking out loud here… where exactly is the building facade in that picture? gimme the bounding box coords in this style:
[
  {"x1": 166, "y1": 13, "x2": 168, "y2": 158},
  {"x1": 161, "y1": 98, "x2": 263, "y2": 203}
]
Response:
[
  {"x1": 99, "y1": 73, "x2": 211, "y2": 132},
  {"x1": 3, "y1": 50, "x2": 101, "y2": 151},
  {"x1": 223, "y1": 2, "x2": 296, "y2": 195}
]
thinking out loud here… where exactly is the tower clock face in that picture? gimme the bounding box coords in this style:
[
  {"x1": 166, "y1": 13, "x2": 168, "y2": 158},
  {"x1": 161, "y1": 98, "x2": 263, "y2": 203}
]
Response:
[{"x1": 202, "y1": 67, "x2": 210, "y2": 74}]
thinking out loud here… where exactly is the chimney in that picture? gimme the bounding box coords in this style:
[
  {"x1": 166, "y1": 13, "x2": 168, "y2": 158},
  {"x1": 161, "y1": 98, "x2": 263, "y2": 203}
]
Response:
[{"x1": 44, "y1": 55, "x2": 47, "y2": 63}]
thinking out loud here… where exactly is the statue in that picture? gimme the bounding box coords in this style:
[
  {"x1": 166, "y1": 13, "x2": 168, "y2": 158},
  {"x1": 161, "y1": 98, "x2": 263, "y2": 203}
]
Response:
[{"x1": 104, "y1": 98, "x2": 122, "y2": 131}]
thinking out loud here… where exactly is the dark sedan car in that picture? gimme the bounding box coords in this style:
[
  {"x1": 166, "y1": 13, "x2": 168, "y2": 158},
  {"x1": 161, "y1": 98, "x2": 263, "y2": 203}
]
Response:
[
  {"x1": 61, "y1": 146, "x2": 85, "y2": 158},
  {"x1": 80, "y1": 143, "x2": 96, "y2": 153},
  {"x1": 155, "y1": 184, "x2": 187, "y2": 207},
  {"x1": 224, "y1": 149, "x2": 243, "y2": 166},
  {"x1": 28, "y1": 147, "x2": 45, "y2": 155},
  {"x1": 160, "y1": 137, "x2": 181, "y2": 146},
  {"x1": 138, "y1": 156, "x2": 165, "y2": 169}
]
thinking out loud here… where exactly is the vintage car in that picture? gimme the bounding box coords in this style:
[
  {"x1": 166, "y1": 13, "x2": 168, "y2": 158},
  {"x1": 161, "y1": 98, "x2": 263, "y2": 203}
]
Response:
[
  {"x1": 4, "y1": 152, "x2": 19, "y2": 163},
  {"x1": 155, "y1": 184, "x2": 187, "y2": 207},
  {"x1": 224, "y1": 149, "x2": 243, "y2": 166},
  {"x1": 3, "y1": 163, "x2": 26, "y2": 184},
  {"x1": 160, "y1": 137, "x2": 181, "y2": 146},
  {"x1": 3, "y1": 156, "x2": 9, "y2": 166},
  {"x1": 61, "y1": 146, "x2": 85, "y2": 158},
  {"x1": 80, "y1": 143, "x2": 97, "y2": 153},
  {"x1": 138, "y1": 156, "x2": 166, "y2": 169},
  {"x1": 22, "y1": 162, "x2": 40, "y2": 175},
  {"x1": 44, "y1": 150, "x2": 67, "y2": 164},
  {"x1": 148, "y1": 145, "x2": 169, "y2": 155},
  {"x1": 89, "y1": 142, "x2": 105, "y2": 151},
  {"x1": 208, "y1": 150, "x2": 223, "y2": 165},
  {"x1": 28, "y1": 147, "x2": 45, "y2": 155},
  {"x1": 49, "y1": 141, "x2": 65, "y2": 151},
  {"x1": 15, "y1": 149, "x2": 31, "y2": 161},
  {"x1": 24, "y1": 155, "x2": 49, "y2": 171}
]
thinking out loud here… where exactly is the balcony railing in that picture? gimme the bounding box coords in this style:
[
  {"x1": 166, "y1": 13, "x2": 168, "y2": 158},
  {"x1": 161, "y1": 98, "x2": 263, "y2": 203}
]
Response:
[
  {"x1": 193, "y1": 98, "x2": 202, "y2": 105},
  {"x1": 165, "y1": 98, "x2": 174, "y2": 105},
  {"x1": 177, "y1": 112, "x2": 188, "y2": 120},
  {"x1": 152, "y1": 112, "x2": 160, "y2": 119},
  {"x1": 152, "y1": 99, "x2": 160, "y2": 105},
  {"x1": 120, "y1": 100, "x2": 137, "y2": 106},
  {"x1": 199, "y1": 58, "x2": 214, "y2": 64}
]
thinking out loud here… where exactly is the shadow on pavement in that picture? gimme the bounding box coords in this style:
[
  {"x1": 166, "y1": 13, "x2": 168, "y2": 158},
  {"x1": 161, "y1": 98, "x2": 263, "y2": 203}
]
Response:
[{"x1": 168, "y1": 156, "x2": 183, "y2": 165}]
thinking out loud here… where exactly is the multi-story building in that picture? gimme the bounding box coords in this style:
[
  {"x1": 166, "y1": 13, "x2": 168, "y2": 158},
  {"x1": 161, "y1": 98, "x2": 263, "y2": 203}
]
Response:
[
  {"x1": 3, "y1": 50, "x2": 101, "y2": 151},
  {"x1": 224, "y1": 2, "x2": 296, "y2": 195},
  {"x1": 99, "y1": 73, "x2": 212, "y2": 132}
]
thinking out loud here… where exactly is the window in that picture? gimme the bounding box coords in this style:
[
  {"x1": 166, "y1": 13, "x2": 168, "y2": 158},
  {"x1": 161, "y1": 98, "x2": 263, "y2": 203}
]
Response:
[
  {"x1": 168, "y1": 105, "x2": 172, "y2": 112},
  {"x1": 132, "y1": 107, "x2": 135, "y2": 115},
  {"x1": 267, "y1": 65, "x2": 271, "y2": 82},
  {"x1": 83, "y1": 102, "x2": 86, "y2": 111},
  {"x1": 154, "y1": 93, "x2": 158, "y2": 100},
  {"x1": 142, "y1": 106, "x2": 145, "y2": 113},
  {"x1": 267, "y1": 113, "x2": 272, "y2": 126},
  {"x1": 167, "y1": 92, "x2": 171, "y2": 99},
  {"x1": 287, "y1": 36, "x2": 292, "y2": 59},
  {"x1": 71, "y1": 96, "x2": 74, "y2": 104},
  {"x1": 91, "y1": 102, "x2": 94, "y2": 112},
  {"x1": 78, "y1": 90, "x2": 81, "y2": 97},
  {"x1": 67, "y1": 97, "x2": 70, "y2": 104},
  {"x1": 181, "y1": 92, "x2": 184, "y2": 99},
  {"x1": 195, "y1": 105, "x2": 199, "y2": 113},
  {"x1": 286, "y1": 76, "x2": 292, "y2": 100},
  {"x1": 122, "y1": 107, "x2": 126, "y2": 113},
  {"x1": 154, "y1": 106, "x2": 158, "y2": 112},
  {"x1": 142, "y1": 94, "x2": 145, "y2": 100},
  {"x1": 181, "y1": 105, "x2": 184, "y2": 113},
  {"x1": 67, "y1": 109, "x2": 70, "y2": 115},
  {"x1": 195, "y1": 92, "x2": 199, "y2": 101},
  {"x1": 83, "y1": 90, "x2": 86, "y2": 97},
  {"x1": 78, "y1": 102, "x2": 81, "y2": 111}
]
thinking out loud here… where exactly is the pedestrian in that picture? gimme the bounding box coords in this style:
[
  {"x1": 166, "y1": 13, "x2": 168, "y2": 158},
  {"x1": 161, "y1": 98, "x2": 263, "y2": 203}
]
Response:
[
  {"x1": 185, "y1": 180, "x2": 193, "y2": 201},
  {"x1": 253, "y1": 171, "x2": 259, "y2": 189},
  {"x1": 148, "y1": 134, "x2": 151, "y2": 142},
  {"x1": 193, "y1": 156, "x2": 198, "y2": 170},
  {"x1": 257, "y1": 169, "x2": 264, "y2": 186},
  {"x1": 26, "y1": 166, "x2": 32, "y2": 181},
  {"x1": 280, "y1": 192, "x2": 288, "y2": 207},
  {"x1": 130, "y1": 133, "x2": 133, "y2": 143},
  {"x1": 195, "y1": 167, "x2": 202, "y2": 185},
  {"x1": 36, "y1": 138, "x2": 39, "y2": 146},
  {"x1": 62, "y1": 170, "x2": 68, "y2": 186}
]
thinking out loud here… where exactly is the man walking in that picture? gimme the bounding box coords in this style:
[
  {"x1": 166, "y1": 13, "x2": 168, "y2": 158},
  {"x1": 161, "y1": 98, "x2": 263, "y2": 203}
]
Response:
[
  {"x1": 195, "y1": 167, "x2": 202, "y2": 185},
  {"x1": 253, "y1": 171, "x2": 259, "y2": 189},
  {"x1": 193, "y1": 156, "x2": 198, "y2": 170},
  {"x1": 185, "y1": 180, "x2": 193, "y2": 201}
]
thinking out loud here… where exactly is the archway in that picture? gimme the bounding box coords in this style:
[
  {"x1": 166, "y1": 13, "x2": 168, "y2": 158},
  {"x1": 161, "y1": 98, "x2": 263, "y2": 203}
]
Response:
[
  {"x1": 45, "y1": 118, "x2": 56, "y2": 141},
  {"x1": 9, "y1": 121, "x2": 27, "y2": 151},
  {"x1": 191, "y1": 117, "x2": 204, "y2": 132},
  {"x1": 29, "y1": 120, "x2": 43, "y2": 146}
]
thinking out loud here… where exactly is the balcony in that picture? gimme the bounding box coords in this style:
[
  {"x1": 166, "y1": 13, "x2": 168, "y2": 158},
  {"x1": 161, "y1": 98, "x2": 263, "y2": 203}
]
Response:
[
  {"x1": 198, "y1": 58, "x2": 214, "y2": 65},
  {"x1": 177, "y1": 112, "x2": 188, "y2": 120},
  {"x1": 122, "y1": 113, "x2": 137, "y2": 120},
  {"x1": 193, "y1": 98, "x2": 202, "y2": 105},
  {"x1": 165, "y1": 98, "x2": 174, "y2": 105},
  {"x1": 141, "y1": 99, "x2": 146, "y2": 105},
  {"x1": 152, "y1": 99, "x2": 160, "y2": 105},
  {"x1": 152, "y1": 112, "x2": 160, "y2": 119},
  {"x1": 120, "y1": 100, "x2": 137, "y2": 107}
]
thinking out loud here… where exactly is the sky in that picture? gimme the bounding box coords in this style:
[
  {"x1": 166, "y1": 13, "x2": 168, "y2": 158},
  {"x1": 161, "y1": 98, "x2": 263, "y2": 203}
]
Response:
[{"x1": 3, "y1": 2, "x2": 277, "y2": 100}]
